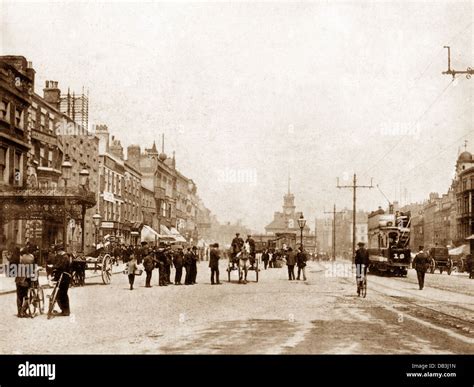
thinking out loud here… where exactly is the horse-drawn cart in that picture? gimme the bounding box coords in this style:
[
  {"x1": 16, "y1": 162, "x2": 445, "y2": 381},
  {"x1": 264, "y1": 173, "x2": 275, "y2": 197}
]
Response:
[
  {"x1": 226, "y1": 248, "x2": 259, "y2": 283},
  {"x1": 70, "y1": 251, "x2": 113, "y2": 286}
]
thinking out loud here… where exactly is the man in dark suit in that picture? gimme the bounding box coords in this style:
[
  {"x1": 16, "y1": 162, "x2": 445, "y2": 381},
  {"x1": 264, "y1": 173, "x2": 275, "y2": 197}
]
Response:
[
  {"x1": 156, "y1": 245, "x2": 168, "y2": 286},
  {"x1": 190, "y1": 246, "x2": 199, "y2": 284},
  {"x1": 143, "y1": 251, "x2": 156, "y2": 288},
  {"x1": 164, "y1": 245, "x2": 173, "y2": 285},
  {"x1": 412, "y1": 246, "x2": 430, "y2": 290},
  {"x1": 262, "y1": 249, "x2": 270, "y2": 270},
  {"x1": 286, "y1": 247, "x2": 296, "y2": 280},
  {"x1": 296, "y1": 246, "x2": 307, "y2": 280},
  {"x1": 52, "y1": 245, "x2": 72, "y2": 316},
  {"x1": 184, "y1": 248, "x2": 193, "y2": 285},
  {"x1": 209, "y1": 243, "x2": 222, "y2": 285},
  {"x1": 173, "y1": 246, "x2": 184, "y2": 285}
]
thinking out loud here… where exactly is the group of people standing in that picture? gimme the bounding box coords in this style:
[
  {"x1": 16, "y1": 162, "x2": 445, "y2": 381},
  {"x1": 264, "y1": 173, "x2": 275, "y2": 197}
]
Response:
[
  {"x1": 126, "y1": 242, "x2": 199, "y2": 290},
  {"x1": 283, "y1": 246, "x2": 308, "y2": 281}
]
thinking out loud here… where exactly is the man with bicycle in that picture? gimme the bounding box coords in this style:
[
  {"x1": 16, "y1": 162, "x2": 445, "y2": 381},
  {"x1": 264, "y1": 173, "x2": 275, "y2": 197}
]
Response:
[
  {"x1": 355, "y1": 241, "x2": 369, "y2": 296},
  {"x1": 51, "y1": 245, "x2": 72, "y2": 316}
]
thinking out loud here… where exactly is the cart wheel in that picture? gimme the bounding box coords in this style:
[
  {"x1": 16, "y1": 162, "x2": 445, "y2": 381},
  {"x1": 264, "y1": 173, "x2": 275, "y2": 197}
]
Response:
[{"x1": 101, "y1": 254, "x2": 113, "y2": 285}]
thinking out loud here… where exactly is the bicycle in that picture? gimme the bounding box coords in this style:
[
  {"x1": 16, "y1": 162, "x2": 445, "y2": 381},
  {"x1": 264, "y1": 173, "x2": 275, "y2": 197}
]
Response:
[
  {"x1": 355, "y1": 263, "x2": 368, "y2": 298},
  {"x1": 357, "y1": 275, "x2": 367, "y2": 298},
  {"x1": 21, "y1": 280, "x2": 45, "y2": 318},
  {"x1": 47, "y1": 272, "x2": 70, "y2": 319}
]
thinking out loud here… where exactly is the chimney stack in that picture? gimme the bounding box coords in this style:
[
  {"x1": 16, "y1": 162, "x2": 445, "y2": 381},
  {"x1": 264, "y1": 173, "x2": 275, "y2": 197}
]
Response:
[{"x1": 43, "y1": 80, "x2": 61, "y2": 111}]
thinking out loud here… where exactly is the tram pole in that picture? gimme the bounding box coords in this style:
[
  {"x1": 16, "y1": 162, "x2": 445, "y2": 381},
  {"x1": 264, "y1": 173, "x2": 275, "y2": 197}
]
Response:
[
  {"x1": 337, "y1": 174, "x2": 373, "y2": 263},
  {"x1": 324, "y1": 205, "x2": 345, "y2": 261}
]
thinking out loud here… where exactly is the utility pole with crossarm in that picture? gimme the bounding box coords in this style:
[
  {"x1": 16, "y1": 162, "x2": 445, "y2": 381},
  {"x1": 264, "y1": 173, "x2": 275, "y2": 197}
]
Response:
[
  {"x1": 324, "y1": 204, "x2": 345, "y2": 261},
  {"x1": 337, "y1": 174, "x2": 373, "y2": 263}
]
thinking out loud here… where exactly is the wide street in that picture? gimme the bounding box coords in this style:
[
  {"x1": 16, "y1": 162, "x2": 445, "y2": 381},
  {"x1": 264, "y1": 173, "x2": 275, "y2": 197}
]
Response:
[{"x1": 1, "y1": 260, "x2": 473, "y2": 354}]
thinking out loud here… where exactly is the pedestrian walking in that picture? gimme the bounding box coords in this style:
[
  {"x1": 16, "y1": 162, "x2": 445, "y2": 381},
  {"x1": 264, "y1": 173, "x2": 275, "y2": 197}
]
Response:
[
  {"x1": 412, "y1": 246, "x2": 430, "y2": 290},
  {"x1": 296, "y1": 246, "x2": 307, "y2": 280},
  {"x1": 143, "y1": 252, "x2": 155, "y2": 288},
  {"x1": 286, "y1": 247, "x2": 296, "y2": 280},
  {"x1": 173, "y1": 246, "x2": 184, "y2": 285},
  {"x1": 209, "y1": 243, "x2": 222, "y2": 285},
  {"x1": 127, "y1": 253, "x2": 138, "y2": 290}
]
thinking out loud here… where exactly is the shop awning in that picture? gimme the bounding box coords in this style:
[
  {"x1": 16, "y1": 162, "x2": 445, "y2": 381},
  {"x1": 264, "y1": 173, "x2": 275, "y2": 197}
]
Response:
[
  {"x1": 141, "y1": 225, "x2": 163, "y2": 243},
  {"x1": 449, "y1": 244, "x2": 469, "y2": 256},
  {"x1": 159, "y1": 225, "x2": 176, "y2": 241},
  {"x1": 170, "y1": 227, "x2": 187, "y2": 243}
]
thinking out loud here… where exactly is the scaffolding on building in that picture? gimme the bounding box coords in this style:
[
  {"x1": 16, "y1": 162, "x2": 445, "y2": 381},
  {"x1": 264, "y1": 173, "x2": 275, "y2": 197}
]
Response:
[{"x1": 60, "y1": 87, "x2": 89, "y2": 130}]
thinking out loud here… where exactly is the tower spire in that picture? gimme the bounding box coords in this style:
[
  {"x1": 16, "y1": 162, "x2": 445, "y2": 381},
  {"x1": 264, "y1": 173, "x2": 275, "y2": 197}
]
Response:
[{"x1": 288, "y1": 174, "x2": 291, "y2": 195}]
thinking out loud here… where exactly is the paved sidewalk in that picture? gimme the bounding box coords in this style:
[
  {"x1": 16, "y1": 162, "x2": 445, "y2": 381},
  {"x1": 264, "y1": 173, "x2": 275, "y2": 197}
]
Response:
[{"x1": 0, "y1": 263, "x2": 124, "y2": 295}]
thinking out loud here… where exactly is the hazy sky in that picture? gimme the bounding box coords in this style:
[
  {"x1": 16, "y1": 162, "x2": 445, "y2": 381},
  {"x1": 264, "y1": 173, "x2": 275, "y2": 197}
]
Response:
[{"x1": 1, "y1": 1, "x2": 472, "y2": 231}]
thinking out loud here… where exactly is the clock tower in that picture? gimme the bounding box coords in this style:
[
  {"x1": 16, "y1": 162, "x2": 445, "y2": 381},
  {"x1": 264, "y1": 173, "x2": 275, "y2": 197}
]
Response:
[{"x1": 283, "y1": 176, "x2": 296, "y2": 216}]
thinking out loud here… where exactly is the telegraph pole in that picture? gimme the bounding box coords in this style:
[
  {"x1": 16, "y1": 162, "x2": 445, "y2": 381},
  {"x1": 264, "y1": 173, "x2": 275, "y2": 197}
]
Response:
[
  {"x1": 324, "y1": 204, "x2": 345, "y2": 261},
  {"x1": 442, "y1": 46, "x2": 473, "y2": 79},
  {"x1": 337, "y1": 174, "x2": 373, "y2": 263}
]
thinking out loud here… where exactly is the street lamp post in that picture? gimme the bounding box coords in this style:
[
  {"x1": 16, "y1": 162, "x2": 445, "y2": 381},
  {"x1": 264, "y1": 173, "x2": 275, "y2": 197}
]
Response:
[
  {"x1": 79, "y1": 166, "x2": 90, "y2": 252},
  {"x1": 298, "y1": 213, "x2": 306, "y2": 249},
  {"x1": 61, "y1": 157, "x2": 72, "y2": 251},
  {"x1": 93, "y1": 213, "x2": 102, "y2": 249}
]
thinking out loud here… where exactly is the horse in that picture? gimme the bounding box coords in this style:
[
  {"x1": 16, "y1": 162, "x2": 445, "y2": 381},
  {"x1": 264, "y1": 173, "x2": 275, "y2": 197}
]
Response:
[{"x1": 237, "y1": 242, "x2": 251, "y2": 284}]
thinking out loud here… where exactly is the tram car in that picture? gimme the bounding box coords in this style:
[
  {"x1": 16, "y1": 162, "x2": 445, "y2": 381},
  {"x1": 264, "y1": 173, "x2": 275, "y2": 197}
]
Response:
[{"x1": 367, "y1": 209, "x2": 412, "y2": 276}]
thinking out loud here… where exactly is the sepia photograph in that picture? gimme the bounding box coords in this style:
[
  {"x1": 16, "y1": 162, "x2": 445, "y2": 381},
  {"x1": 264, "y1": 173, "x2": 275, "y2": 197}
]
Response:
[{"x1": 0, "y1": 0, "x2": 473, "y2": 384}]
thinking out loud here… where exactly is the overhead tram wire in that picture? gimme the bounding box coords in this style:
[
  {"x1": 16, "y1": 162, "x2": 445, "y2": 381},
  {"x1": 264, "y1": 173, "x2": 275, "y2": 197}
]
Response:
[
  {"x1": 360, "y1": 78, "x2": 456, "y2": 179},
  {"x1": 396, "y1": 128, "x2": 474, "y2": 184},
  {"x1": 360, "y1": 21, "x2": 471, "y2": 180}
]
